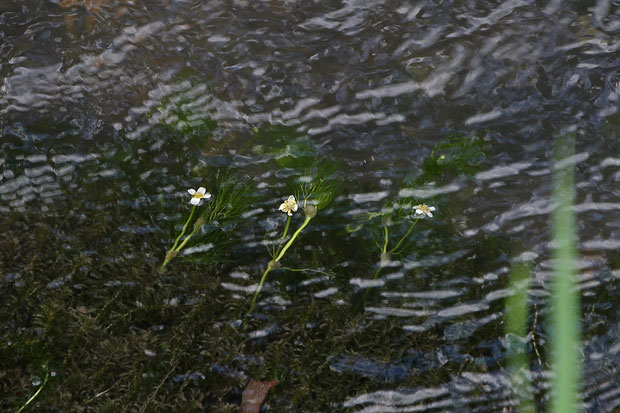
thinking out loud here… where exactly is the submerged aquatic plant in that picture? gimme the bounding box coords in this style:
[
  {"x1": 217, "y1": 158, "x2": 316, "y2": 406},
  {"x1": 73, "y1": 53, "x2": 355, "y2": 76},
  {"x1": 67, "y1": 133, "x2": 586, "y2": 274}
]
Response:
[
  {"x1": 161, "y1": 186, "x2": 213, "y2": 269},
  {"x1": 349, "y1": 198, "x2": 436, "y2": 280},
  {"x1": 377, "y1": 202, "x2": 435, "y2": 276},
  {"x1": 16, "y1": 367, "x2": 49, "y2": 413},
  {"x1": 419, "y1": 132, "x2": 488, "y2": 182},
  {"x1": 346, "y1": 136, "x2": 486, "y2": 282},
  {"x1": 248, "y1": 166, "x2": 338, "y2": 314},
  {"x1": 161, "y1": 177, "x2": 248, "y2": 271}
]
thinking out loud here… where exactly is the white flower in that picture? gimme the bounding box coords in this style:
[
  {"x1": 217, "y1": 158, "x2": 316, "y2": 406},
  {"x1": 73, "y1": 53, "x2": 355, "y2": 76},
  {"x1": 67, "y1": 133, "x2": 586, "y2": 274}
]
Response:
[
  {"x1": 414, "y1": 204, "x2": 436, "y2": 218},
  {"x1": 187, "y1": 187, "x2": 211, "y2": 205},
  {"x1": 278, "y1": 195, "x2": 298, "y2": 216}
]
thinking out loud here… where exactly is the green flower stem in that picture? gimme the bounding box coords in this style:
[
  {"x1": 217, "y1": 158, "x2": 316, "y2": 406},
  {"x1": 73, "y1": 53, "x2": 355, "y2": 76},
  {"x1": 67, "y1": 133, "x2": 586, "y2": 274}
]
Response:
[
  {"x1": 249, "y1": 267, "x2": 271, "y2": 314},
  {"x1": 361, "y1": 218, "x2": 421, "y2": 306},
  {"x1": 389, "y1": 218, "x2": 419, "y2": 255},
  {"x1": 171, "y1": 205, "x2": 196, "y2": 251},
  {"x1": 360, "y1": 261, "x2": 385, "y2": 306},
  {"x1": 274, "y1": 216, "x2": 312, "y2": 262},
  {"x1": 173, "y1": 225, "x2": 200, "y2": 254},
  {"x1": 248, "y1": 216, "x2": 313, "y2": 314},
  {"x1": 17, "y1": 371, "x2": 49, "y2": 413},
  {"x1": 274, "y1": 216, "x2": 292, "y2": 258},
  {"x1": 382, "y1": 225, "x2": 389, "y2": 254},
  {"x1": 161, "y1": 206, "x2": 197, "y2": 269},
  {"x1": 281, "y1": 216, "x2": 291, "y2": 241}
]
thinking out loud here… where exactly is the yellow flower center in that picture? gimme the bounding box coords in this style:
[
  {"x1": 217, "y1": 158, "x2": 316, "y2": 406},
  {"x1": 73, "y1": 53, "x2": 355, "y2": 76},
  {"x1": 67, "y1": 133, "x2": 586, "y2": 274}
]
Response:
[
  {"x1": 416, "y1": 204, "x2": 430, "y2": 213},
  {"x1": 193, "y1": 192, "x2": 204, "y2": 199},
  {"x1": 282, "y1": 200, "x2": 295, "y2": 211}
]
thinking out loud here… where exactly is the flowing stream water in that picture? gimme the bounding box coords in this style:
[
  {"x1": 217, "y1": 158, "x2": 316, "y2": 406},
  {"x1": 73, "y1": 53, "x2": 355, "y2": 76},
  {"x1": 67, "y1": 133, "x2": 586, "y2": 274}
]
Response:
[{"x1": 1, "y1": 1, "x2": 619, "y2": 411}]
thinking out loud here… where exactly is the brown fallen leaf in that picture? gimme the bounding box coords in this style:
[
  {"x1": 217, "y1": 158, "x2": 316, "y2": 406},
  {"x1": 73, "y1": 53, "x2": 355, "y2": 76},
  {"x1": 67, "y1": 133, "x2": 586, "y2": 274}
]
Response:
[{"x1": 240, "y1": 379, "x2": 278, "y2": 413}]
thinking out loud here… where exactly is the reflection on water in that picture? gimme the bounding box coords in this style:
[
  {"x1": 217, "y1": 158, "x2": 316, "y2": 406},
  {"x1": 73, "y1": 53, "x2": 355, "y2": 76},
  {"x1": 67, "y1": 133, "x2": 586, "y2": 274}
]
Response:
[{"x1": 1, "y1": 0, "x2": 619, "y2": 411}]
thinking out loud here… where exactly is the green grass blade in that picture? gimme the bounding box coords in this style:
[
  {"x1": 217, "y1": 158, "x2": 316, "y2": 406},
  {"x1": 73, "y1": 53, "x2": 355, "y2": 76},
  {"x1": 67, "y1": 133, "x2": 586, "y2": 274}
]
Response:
[
  {"x1": 505, "y1": 257, "x2": 535, "y2": 413},
  {"x1": 549, "y1": 132, "x2": 581, "y2": 413}
]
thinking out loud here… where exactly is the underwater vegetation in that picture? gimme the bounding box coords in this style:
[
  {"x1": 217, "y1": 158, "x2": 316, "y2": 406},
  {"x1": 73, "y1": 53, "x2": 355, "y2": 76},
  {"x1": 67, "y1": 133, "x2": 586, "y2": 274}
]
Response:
[
  {"x1": 403, "y1": 132, "x2": 489, "y2": 188},
  {"x1": 2, "y1": 125, "x2": 598, "y2": 412},
  {"x1": 344, "y1": 133, "x2": 490, "y2": 285},
  {"x1": 348, "y1": 200, "x2": 435, "y2": 274},
  {"x1": 161, "y1": 174, "x2": 249, "y2": 271},
  {"x1": 248, "y1": 125, "x2": 320, "y2": 170},
  {"x1": 248, "y1": 162, "x2": 339, "y2": 314},
  {"x1": 157, "y1": 132, "x2": 491, "y2": 318}
]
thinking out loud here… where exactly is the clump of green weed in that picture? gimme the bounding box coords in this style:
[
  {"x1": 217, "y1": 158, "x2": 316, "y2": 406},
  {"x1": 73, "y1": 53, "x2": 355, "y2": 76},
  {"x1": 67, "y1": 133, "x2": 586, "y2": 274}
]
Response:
[
  {"x1": 248, "y1": 162, "x2": 339, "y2": 314},
  {"x1": 161, "y1": 174, "x2": 249, "y2": 271}
]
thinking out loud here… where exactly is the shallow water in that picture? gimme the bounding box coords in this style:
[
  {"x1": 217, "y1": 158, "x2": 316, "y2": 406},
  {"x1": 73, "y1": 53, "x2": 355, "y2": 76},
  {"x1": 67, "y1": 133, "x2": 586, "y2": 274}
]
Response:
[{"x1": 1, "y1": 0, "x2": 619, "y2": 411}]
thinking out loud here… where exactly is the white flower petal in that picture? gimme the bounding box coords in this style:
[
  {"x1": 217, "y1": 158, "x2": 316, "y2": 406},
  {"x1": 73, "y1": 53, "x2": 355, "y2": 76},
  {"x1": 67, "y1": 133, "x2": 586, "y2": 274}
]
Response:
[
  {"x1": 288, "y1": 211, "x2": 293, "y2": 216},
  {"x1": 188, "y1": 189, "x2": 196, "y2": 195},
  {"x1": 429, "y1": 206, "x2": 436, "y2": 211},
  {"x1": 279, "y1": 203, "x2": 286, "y2": 211},
  {"x1": 197, "y1": 187, "x2": 206, "y2": 194},
  {"x1": 288, "y1": 195, "x2": 295, "y2": 202},
  {"x1": 416, "y1": 209, "x2": 423, "y2": 214},
  {"x1": 427, "y1": 212, "x2": 433, "y2": 217},
  {"x1": 204, "y1": 192, "x2": 212, "y2": 199},
  {"x1": 292, "y1": 203, "x2": 298, "y2": 211},
  {"x1": 190, "y1": 197, "x2": 200, "y2": 205}
]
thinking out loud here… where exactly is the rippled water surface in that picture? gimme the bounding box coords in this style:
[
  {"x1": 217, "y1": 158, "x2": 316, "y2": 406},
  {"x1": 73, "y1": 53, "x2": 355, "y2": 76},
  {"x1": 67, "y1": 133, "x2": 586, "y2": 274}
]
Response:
[{"x1": 1, "y1": 0, "x2": 619, "y2": 411}]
